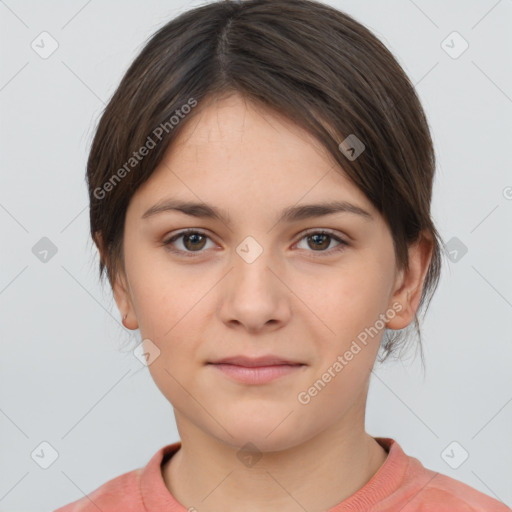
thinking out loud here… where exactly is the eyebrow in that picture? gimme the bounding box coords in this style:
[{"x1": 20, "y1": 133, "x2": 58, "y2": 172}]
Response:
[{"x1": 141, "y1": 198, "x2": 373, "y2": 224}]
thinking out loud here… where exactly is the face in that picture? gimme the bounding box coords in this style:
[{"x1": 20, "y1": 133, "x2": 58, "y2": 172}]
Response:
[{"x1": 111, "y1": 93, "x2": 424, "y2": 452}]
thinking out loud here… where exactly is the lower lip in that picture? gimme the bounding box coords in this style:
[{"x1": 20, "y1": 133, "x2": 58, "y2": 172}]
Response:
[{"x1": 208, "y1": 363, "x2": 304, "y2": 384}]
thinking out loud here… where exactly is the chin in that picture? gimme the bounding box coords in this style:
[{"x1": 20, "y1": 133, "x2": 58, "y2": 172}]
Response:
[
  {"x1": 212, "y1": 420, "x2": 307, "y2": 454},
  {"x1": 223, "y1": 433, "x2": 300, "y2": 454}
]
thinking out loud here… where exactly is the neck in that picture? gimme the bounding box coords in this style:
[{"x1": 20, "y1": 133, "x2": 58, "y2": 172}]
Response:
[{"x1": 162, "y1": 415, "x2": 388, "y2": 512}]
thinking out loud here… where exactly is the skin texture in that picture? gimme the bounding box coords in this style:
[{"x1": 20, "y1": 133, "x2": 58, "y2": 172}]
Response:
[{"x1": 100, "y1": 93, "x2": 433, "y2": 512}]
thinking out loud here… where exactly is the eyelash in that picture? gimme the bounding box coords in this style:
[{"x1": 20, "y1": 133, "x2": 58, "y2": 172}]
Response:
[{"x1": 161, "y1": 228, "x2": 348, "y2": 258}]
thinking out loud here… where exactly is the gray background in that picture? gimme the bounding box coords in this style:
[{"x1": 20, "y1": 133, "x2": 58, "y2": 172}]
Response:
[{"x1": 1, "y1": 0, "x2": 511, "y2": 510}]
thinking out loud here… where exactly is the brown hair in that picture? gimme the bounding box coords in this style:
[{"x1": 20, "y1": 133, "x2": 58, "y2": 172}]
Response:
[{"x1": 87, "y1": 0, "x2": 444, "y2": 365}]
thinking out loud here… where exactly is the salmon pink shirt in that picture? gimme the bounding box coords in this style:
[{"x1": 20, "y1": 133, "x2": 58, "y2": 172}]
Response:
[{"x1": 54, "y1": 437, "x2": 511, "y2": 511}]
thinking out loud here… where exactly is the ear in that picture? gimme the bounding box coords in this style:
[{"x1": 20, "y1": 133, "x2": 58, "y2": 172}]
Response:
[
  {"x1": 94, "y1": 232, "x2": 138, "y2": 330},
  {"x1": 386, "y1": 232, "x2": 434, "y2": 330}
]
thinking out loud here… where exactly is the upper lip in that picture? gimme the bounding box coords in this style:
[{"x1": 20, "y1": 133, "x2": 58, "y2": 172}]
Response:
[{"x1": 208, "y1": 355, "x2": 304, "y2": 367}]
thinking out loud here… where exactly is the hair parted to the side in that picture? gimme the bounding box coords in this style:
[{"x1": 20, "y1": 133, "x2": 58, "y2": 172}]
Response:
[{"x1": 86, "y1": 0, "x2": 445, "y2": 367}]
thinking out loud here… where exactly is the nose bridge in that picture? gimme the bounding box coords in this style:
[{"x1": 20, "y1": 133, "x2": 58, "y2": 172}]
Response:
[
  {"x1": 217, "y1": 234, "x2": 290, "y2": 331},
  {"x1": 232, "y1": 234, "x2": 274, "y2": 288},
  {"x1": 235, "y1": 234, "x2": 268, "y2": 268}
]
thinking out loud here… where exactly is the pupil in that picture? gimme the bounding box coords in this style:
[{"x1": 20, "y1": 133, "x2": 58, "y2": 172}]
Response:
[
  {"x1": 185, "y1": 233, "x2": 205, "y2": 250},
  {"x1": 311, "y1": 234, "x2": 328, "y2": 250}
]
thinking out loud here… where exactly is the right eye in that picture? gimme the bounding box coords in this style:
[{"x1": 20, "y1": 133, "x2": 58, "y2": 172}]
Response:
[{"x1": 162, "y1": 229, "x2": 216, "y2": 257}]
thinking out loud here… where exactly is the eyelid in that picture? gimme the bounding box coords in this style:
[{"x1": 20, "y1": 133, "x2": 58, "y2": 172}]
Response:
[
  {"x1": 162, "y1": 228, "x2": 217, "y2": 255},
  {"x1": 295, "y1": 227, "x2": 348, "y2": 243},
  {"x1": 292, "y1": 228, "x2": 349, "y2": 257}
]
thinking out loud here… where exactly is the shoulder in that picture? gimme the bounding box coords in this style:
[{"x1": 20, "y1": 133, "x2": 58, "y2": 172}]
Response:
[
  {"x1": 53, "y1": 468, "x2": 144, "y2": 512},
  {"x1": 53, "y1": 442, "x2": 180, "y2": 512},
  {"x1": 374, "y1": 438, "x2": 511, "y2": 512},
  {"x1": 400, "y1": 458, "x2": 511, "y2": 511}
]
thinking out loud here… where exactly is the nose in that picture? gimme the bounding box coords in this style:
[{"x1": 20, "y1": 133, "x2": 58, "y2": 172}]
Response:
[{"x1": 217, "y1": 243, "x2": 292, "y2": 334}]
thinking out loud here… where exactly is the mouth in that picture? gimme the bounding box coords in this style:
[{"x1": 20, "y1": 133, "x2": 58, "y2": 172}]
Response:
[
  {"x1": 206, "y1": 355, "x2": 306, "y2": 385},
  {"x1": 207, "y1": 355, "x2": 304, "y2": 367}
]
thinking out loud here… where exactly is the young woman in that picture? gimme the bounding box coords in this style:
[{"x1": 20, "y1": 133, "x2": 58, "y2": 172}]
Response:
[{"x1": 55, "y1": 0, "x2": 510, "y2": 510}]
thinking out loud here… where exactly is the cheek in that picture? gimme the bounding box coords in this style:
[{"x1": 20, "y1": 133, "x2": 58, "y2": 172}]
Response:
[
  {"x1": 136, "y1": 290, "x2": 210, "y2": 408},
  {"x1": 125, "y1": 244, "x2": 210, "y2": 339},
  {"x1": 317, "y1": 266, "x2": 389, "y2": 338},
  {"x1": 135, "y1": 286, "x2": 209, "y2": 358}
]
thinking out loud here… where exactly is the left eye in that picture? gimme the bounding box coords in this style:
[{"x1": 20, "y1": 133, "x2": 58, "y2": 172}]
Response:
[
  {"x1": 162, "y1": 229, "x2": 347, "y2": 257},
  {"x1": 295, "y1": 231, "x2": 347, "y2": 254}
]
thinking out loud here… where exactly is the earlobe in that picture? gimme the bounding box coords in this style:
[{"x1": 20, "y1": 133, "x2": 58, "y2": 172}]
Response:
[
  {"x1": 386, "y1": 234, "x2": 433, "y2": 330},
  {"x1": 95, "y1": 231, "x2": 139, "y2": 330},
  {"x1": 112, "y1": 272, "x2": 139, "y2": 330},
  {"x1": 122, "y1": 312, "x2": 131, "y2": 329}
]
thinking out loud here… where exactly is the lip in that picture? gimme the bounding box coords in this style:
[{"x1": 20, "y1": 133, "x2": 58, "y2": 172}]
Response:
[
  {"x1": 208, "y1": 355, "x2": 304, "y2": 367},
  {"x1": 207, "y1": 355, "x2": 306, "y2": 385}
]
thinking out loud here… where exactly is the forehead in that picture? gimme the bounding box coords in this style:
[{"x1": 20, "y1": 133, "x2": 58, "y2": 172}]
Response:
[
  {"x1": 129, "y1": 94, "x2": 375, "y2": 219},
  {"x1": 169, "y1": 94, "x2": 333, "y2": 166}
]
